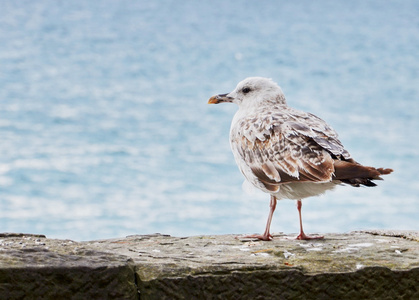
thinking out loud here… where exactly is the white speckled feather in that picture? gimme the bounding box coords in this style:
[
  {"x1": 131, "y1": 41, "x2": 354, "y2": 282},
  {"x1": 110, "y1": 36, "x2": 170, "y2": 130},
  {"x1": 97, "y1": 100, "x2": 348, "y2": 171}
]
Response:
[
  {"x1": 209, "y1": 77, "x2": 391, "y2": 200},
  {"x1": 223, "y1": 78, "x2": 350, "y2": 199},
  {"x1": 208, "y1": 77, "x2": 393, "y2": 239}
]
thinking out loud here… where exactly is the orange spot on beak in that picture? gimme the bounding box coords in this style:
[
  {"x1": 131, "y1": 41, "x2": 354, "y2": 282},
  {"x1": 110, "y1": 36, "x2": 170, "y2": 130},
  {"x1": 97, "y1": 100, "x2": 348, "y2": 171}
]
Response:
[
  {"x1": 208, "y1": 93, "x2": 233, "y2": 104},
  {"x1": 208, "y1": 95, "x2": 219, "y2": 104}
]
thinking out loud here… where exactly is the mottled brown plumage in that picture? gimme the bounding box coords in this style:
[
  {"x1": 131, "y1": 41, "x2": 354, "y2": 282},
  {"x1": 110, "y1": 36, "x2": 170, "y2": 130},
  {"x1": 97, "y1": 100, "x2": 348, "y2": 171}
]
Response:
[{"x1": 208, "y1": 77, "x2": 393, "y2": 241}]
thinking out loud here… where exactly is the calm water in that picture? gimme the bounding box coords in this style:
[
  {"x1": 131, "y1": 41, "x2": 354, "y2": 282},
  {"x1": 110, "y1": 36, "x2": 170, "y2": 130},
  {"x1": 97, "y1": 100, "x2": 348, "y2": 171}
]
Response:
[{"x1": 1, "y1": 1, "x2": 418, "y2": 241}]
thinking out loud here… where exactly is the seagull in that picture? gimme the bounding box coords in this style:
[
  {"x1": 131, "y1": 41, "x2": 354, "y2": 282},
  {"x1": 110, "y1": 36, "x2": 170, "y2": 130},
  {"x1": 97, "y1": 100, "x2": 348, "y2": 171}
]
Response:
[{"x1": 208, "y1": 77, "x2": 393, "y2": 241}]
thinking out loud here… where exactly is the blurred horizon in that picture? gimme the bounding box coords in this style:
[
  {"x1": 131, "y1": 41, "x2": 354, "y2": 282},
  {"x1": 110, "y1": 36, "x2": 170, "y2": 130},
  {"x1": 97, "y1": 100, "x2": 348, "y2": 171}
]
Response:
[{"x1": 0, "y1": 0, "x2": 418, "y2": 240}]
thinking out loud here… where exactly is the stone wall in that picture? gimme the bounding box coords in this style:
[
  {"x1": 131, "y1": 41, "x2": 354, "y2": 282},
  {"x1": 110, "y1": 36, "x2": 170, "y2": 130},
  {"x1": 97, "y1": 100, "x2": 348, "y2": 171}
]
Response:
[{"x1": 1, "y1": 231, "x2": 418, "y2": 299}]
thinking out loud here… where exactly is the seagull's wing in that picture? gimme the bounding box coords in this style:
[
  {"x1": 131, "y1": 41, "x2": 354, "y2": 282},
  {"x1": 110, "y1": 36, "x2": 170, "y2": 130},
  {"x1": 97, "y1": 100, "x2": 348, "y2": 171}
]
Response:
[
  {"x1": 297, "y1": 111, "x2": 351, "y2": 160},
  {"x1": 231, "y1": 107, "x2": 349, "y2": 192}
]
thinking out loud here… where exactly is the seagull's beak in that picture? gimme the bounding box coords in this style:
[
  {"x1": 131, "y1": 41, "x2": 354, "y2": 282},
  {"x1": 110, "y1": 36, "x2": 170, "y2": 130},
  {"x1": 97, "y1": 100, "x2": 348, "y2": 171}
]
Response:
[{"x1": 208, "y1": 93, "x2": 234, "y2": 104}]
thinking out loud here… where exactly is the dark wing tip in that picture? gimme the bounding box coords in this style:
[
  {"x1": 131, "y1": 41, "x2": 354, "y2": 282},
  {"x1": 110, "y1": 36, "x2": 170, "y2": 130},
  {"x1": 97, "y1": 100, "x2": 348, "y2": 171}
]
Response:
[
  {"x1": 341, "y1": 178, "x2": 377, "y2": 187},
  {"x1": 333, "y1": 160, "x2": 394, "y2": 187},
  {"x1": 377, "y1": 168, "x2": 393, "y2": 175}
]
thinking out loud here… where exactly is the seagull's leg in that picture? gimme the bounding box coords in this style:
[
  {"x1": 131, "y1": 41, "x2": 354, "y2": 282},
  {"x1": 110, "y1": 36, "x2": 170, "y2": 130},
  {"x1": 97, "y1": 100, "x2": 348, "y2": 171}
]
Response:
[
  {"x1": 261, "y1": 195, "x2": 277, "y2": 240},
  {"x1": 295, "y1": 200, "x2": 324, "y2": 240},
  {"x1": 240, "y1": 195, "x2": 277, "y2": 241}
]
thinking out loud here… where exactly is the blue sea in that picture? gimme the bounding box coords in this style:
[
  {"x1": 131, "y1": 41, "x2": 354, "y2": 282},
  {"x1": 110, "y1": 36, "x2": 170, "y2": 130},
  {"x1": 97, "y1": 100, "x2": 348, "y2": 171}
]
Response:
[{"x1": 1, "y1": 1, "x2": 418, "y2": 241}]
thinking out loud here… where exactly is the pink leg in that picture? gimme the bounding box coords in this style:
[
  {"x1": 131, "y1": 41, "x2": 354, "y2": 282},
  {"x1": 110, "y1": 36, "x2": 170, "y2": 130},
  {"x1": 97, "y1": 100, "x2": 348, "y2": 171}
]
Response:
[
  {"x1": 295, "y1": 200, "x2": 324, "y2": 240},
  {"x1": 241, "y1": 195, "x2": 277, "y2": 241}
]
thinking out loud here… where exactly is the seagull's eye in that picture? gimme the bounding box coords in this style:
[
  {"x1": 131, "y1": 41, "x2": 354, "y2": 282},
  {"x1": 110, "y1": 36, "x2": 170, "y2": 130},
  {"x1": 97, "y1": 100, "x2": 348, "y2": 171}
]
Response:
[{"x1": 242, "y1": 87, "x2": 252, "y2": 94}]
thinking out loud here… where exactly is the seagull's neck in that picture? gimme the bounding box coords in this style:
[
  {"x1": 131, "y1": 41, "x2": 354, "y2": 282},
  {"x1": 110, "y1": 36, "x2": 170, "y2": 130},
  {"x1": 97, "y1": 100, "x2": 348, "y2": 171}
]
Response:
[
  {"x1": 231, "y1": 107, "x2": 246, "y2": 127},
  {"x1": 238, "y1": 99, "x2": 287, "y2": 114}
]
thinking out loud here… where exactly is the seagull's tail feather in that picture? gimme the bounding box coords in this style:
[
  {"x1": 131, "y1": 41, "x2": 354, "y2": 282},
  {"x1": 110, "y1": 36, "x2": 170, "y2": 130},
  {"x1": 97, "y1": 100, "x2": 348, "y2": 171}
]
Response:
[{"x1": 333, "y1": 160, "x2": 393, "y2": 187}]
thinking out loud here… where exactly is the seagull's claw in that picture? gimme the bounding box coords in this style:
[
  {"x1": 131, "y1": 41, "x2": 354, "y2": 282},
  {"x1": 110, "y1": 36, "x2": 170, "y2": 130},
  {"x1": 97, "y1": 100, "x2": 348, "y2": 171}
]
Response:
[
  {"x1": 295, "y1": 233, "x2": 324, "y2": 240},
  {"x1": 237, "y1": 233, "x2": 273, "y2": 241}
]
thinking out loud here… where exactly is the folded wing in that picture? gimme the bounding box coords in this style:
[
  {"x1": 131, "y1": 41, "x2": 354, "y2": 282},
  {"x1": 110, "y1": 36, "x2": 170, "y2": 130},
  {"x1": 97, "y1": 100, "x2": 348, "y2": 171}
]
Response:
[{"x1": 230, "y1": 107, "x2": 392, "y2": 192}]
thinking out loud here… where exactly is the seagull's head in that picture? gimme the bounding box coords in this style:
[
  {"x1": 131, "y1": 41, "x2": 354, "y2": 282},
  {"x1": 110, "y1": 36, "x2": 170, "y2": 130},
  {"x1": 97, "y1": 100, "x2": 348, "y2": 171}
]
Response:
[{"x1": 208, "y1": 77, "x2": 286, "y2": 109}]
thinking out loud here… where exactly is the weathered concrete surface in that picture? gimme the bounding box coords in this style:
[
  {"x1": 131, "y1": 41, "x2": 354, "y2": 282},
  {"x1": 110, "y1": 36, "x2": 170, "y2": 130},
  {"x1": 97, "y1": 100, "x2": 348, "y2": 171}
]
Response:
[
  {"x1": 1, "y1": 230, "x2": 418, "y2": 299},
  {"x1": 0, "y1": 233, "x2": 137, "y2": 299}
]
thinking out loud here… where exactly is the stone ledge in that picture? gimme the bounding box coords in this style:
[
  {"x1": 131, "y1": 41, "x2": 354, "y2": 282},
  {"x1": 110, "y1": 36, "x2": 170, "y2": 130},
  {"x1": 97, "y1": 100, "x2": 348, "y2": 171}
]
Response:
[{"x1": 0, "y1": 230, "x2": 418, "y2": 299}]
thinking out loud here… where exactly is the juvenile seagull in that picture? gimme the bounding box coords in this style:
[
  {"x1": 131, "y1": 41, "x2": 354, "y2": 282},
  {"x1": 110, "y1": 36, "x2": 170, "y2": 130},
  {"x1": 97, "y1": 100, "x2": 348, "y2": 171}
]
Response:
[{"x1": 208, "y1": 77, "x2": 393, "y2": 241}]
